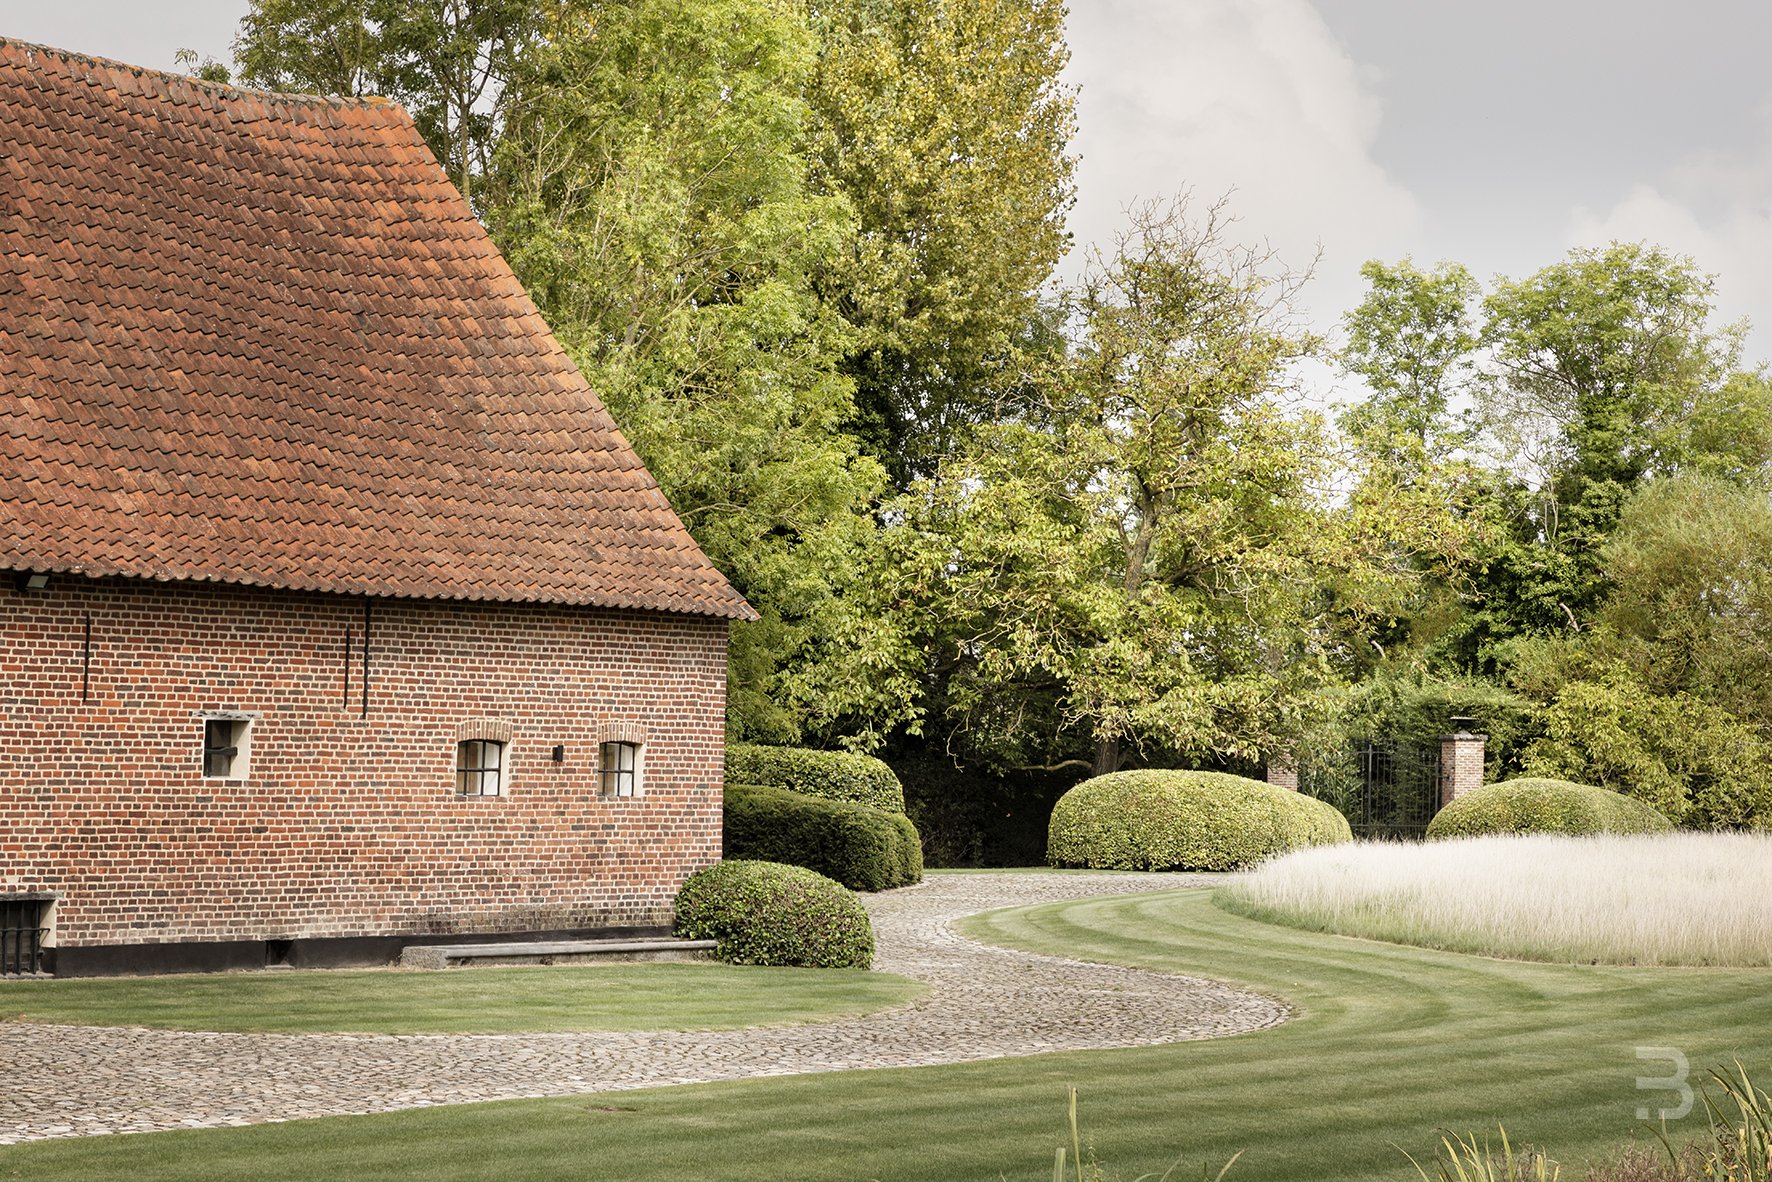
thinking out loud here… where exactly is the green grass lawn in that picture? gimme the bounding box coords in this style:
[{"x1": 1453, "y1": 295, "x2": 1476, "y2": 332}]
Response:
[
  {"x1": 0, "y1": 962, "x2": 923, "y2": 1034},
  {"x1": 3, "y1": 886, "x2": 1767, "y2": 1181}
]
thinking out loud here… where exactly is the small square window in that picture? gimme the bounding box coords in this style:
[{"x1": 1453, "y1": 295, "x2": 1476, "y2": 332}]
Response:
[
  {"x1": 457, "y1": 740, "x2": 505, "y2": 796},
  {"x1": 203, "y1": 718, "x2": 250, "y2": 779},
  {"x1": 600, "y1": 741, "x2": 641, "y2": 798}
]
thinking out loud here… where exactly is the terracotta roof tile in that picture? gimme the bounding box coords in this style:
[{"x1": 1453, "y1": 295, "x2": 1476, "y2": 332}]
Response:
[{"x1": 0, "y1": 38, "x2": 755, "y2": 620}]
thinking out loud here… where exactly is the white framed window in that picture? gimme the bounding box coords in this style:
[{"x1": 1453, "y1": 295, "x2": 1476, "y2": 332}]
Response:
[
  {"x1": 600, "y1": 740, "x2": 642, "y2": 798},
  {"x1": 201, "y1": 716, "x2": 252, "y2": 779},
  {"x1": 456, "y1": 740, "x2": 505, "y2": 796}
]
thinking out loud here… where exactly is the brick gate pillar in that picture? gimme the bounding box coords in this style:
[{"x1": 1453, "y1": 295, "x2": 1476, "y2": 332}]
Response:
[
  {"x1": 1438, "y1": 719, "x2": 1486, "y2": 807},
  {"x1": 1265, "y1": 753, "x2": 1299, "y2": 792}
]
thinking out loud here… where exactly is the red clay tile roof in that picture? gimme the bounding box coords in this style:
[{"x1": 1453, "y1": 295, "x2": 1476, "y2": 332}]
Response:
[{"x1": 0, "y1": 38, "x2": 755, "y2": 620}]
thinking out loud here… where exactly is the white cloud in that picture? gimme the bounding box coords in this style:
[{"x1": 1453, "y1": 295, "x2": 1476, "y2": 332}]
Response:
[
  {"x1": 1062, "y1": 0, "x2": 1423, "y2": 331},
  {"x1": 1570, "y1": 125, "x2": 1772, "y2": 365}
]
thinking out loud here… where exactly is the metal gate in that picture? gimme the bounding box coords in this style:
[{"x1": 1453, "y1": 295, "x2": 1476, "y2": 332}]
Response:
[
  {"x1": 0, "y1": 896, "x2": 51, "y2": 976},
  {"x1": 1351, "y1": 740, "x2": 1441, "y2": 840}
]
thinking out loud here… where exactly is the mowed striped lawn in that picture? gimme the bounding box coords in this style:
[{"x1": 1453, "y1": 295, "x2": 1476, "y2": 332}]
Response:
[{"x1": 2, "y1": 884, "x2": 1766, "y2": 1181}]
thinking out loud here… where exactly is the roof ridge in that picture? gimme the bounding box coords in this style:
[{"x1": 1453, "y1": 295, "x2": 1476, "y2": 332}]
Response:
[{"x1": 0, "y1": 34, "x2": 398, "y2": 110}]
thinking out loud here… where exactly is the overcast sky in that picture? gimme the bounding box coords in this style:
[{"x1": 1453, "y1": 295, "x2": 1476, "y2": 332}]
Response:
[
  {"x1": 8, "y1": 0, "x2": 1772, "y2": 367},
  {"x1": 1064, "y1": 0, "x2": 1772, "y2": 367}
]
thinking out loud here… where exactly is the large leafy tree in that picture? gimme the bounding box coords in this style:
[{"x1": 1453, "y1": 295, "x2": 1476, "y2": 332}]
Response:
[
  {"x1": 1337, "y1": 245, "x2": 1772, "y2": 827},
  {"x1": 1335, "y1": 258, "x2": 1490, "y2": 671},
  {"x1": 807, "y1": 0, "x2": 1076, "y2": 485},
  {"x1": 1507, "y1": 475, "x2": 1772, "y2": 827},
  {"x1": 1473, "y1": 242, "x2": 1765, "y2": 633},
  {"x1": 1600, "y1": 475, "x2": 1772, "y2": 725},
  {"x1": 1344, "y1": 243, "x2": 1772, "y2": 673},
  {"x1": 1481, "y1": 243, "x2": 1755, "y2": 499},
  {"x1": 879, "y1": 199, "x2": 1436, "y2": 776},
  {"x1": 1340, "y1": 258, "x2": 1478, "y2": 462}
]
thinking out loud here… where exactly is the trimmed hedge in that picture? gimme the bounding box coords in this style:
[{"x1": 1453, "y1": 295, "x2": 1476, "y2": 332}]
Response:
[
  {"x1": 1426, "y1": 777, "x2": 1675, "y2": 840},
  {"x1": 674, "y1": 859, "x2": 875, "y2": 969},
  {"x1": 1047, "y1": 770, "x2": 1353, "y2": 872},
  {"x1": 1276, "y1": 787, "x2": 1357, "y2": 847},
  {"x1": 726, "y1": 743, "x2": 906, "y2": 813},
  {"x1": 724, "y1": 783, "x2": 923, "y2": 891}
]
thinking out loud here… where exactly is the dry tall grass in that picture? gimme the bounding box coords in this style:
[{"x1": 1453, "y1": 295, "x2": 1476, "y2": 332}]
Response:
[{"x1": 1220, "y1": 833, "x2": 1772, "y2": 966}]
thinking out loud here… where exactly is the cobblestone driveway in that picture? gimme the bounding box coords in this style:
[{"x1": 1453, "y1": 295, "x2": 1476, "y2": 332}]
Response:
[{"x1": 0, "y1": 872, "x2": 1284, "y2": 1144}]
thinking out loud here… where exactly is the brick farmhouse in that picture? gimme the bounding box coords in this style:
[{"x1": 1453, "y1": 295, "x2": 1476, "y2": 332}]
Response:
[{"x1": 0, "y1": 40, "x2": 754, "y2": 976}]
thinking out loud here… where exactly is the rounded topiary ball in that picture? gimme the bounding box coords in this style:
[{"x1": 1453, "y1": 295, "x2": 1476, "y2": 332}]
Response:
[
  {"x1": 1275, "y1": 787, "x2": 1357, "y2": 847},
  {"x1": 724, "y1": 744, "x2": 906, "y2": 813},
  {"x1": 1046, "y1": 770, "x2": 1352, "y2": 872},
  {"x1": 1425, "y1": 777, "x2": 1675, "y2": 840},
  {"x1": 674, "y1": 859, "x2": 875, "y2": 969}
]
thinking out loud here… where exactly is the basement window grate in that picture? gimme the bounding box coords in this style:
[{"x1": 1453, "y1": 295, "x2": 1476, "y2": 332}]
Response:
[{"x1": 0, "y1": 897, "x2": 50, "y2": 976}]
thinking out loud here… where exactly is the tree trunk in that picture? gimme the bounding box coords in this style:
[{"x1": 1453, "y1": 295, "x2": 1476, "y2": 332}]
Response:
[
  {"x1": 1090, "y1": 485, "x2": 1168, "y2": 780},
  {"x1": 1092, "y1": 735, "x2": 1120, "y2": 778}
]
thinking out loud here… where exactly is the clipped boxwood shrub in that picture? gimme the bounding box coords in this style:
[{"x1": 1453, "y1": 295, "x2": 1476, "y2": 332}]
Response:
[
  {"x1": 1047, "y1": 770, "x2": 1353, "y2": 872},
  {"x1": 1425, "y1": 777, "x2": 1675, "y2": 840},
  {"x1": 724, "y1": 783, "x2": 923, "y2": 891},
  {"x1": 674, "y1": 859, "x2": 874, "y2": 968},
  {"x1": 1275, "y1": 788, "x2": 1357, "y2": 847},
  {"x1": 726, "y1": 743, "x2": 906, "y2": 813}
]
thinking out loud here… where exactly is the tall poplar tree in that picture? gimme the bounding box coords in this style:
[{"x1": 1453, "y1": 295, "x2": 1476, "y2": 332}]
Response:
[
  {"x1": 483, "y1": 0, "x2": 887, "y2": 743},
  {"x1": 807, "y1": 0, "x2": 1076, "y2": 485}
]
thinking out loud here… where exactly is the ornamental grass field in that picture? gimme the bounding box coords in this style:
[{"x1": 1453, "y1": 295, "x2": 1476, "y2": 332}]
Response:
[{"x1": 1218, "y1": 832, "x2": 1772, "y2": 966}]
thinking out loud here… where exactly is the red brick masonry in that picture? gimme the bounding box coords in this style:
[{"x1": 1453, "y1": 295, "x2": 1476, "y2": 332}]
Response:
[{"x1": 0, "y1": 576, "x2": 727, "y2": 950}]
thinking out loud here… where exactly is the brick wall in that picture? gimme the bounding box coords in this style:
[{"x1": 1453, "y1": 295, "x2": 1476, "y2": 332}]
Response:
[
  {"x1": 1264, "y1": 756, "x2": 1299, "y2": 792},
  {"x1": 0, "y1": 576, "x2": 728, "y2": 949}
]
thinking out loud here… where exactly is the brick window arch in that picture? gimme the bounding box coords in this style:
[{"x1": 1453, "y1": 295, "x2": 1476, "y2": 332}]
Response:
[{"x1": 598, "y1": 721, "x2": 649, "y2": 799}]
